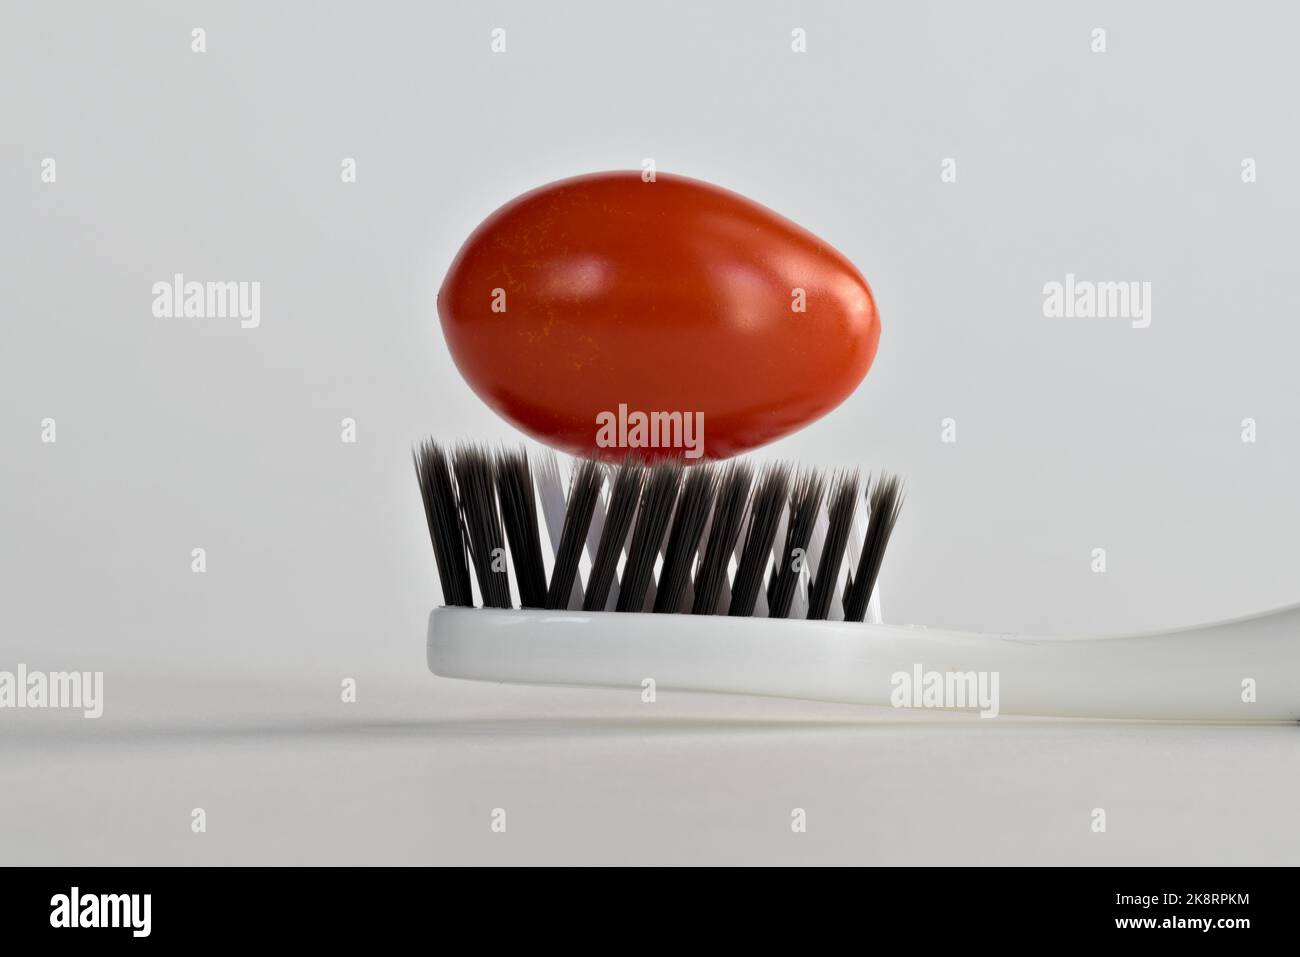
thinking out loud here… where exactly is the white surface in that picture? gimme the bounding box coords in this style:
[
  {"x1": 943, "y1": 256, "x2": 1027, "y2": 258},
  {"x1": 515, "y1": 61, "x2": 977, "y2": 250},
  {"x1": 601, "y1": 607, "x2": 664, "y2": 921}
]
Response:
[{"x1": 2, "y1": 653, "x2": 1297, "y2": 866}]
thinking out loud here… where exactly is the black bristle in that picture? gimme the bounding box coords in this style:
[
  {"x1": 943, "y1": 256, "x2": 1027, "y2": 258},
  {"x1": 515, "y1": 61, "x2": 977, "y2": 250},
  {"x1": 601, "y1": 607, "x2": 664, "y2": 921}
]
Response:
[
  {"x1": 727, "y1": 463, "x2": 792, "y2": 617},
  {"x1": 616, "y1": 461, "x2": 683, "y2": 613},
  {"x1": 413, "y1": 440, "x2": 473, "y2": 606},
  {"x1": 453, "y1": 446, "x2": 512, "y2": 608},
  {"x1": 842, "y1": 473, "x2": 905, "y2": 622},
  {"x1": 691, "y1": 462, "x2": 753, "y2": 615},
  {"x1": 544, "y1": 458, "x2": 604, "y2": 610},
  {"x1": 418, "y1": 434, "x2": 903, "y2": 624},
  {"x1": 495, "y1": 447, "x2": 548, "y2": 608},
  {"x1": 766, "y1": 468, "x2": 826, "y2": 619},
  {"x1": 653, "y1": 464, "x2": 717, "y2": 614},
  {"x1": 807, "y1": 472, "x2": 860, "y2": 620},
  {"x1": 583, "y1": 460, "x2": 645, "y2": 612}
]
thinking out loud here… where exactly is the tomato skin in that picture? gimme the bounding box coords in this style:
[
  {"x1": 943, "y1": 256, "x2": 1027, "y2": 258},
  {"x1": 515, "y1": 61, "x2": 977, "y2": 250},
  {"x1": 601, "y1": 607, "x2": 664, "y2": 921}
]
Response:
[{"x1": 437, "y1": 171, "x2": 880, "y2": 461}]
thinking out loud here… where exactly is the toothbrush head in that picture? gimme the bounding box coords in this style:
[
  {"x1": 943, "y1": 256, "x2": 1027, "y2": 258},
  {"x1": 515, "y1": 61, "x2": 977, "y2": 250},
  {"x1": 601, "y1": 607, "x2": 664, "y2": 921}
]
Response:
[{"x1": 414, "y1": 441, "x2": 904, "y2": 622}]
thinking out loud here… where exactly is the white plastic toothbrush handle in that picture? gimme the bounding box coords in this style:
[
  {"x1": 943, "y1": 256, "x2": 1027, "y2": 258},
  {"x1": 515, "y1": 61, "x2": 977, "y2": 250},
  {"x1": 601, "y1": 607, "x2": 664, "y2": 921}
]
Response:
[{"x1": 427, "y1": 605, "x2": 1300, "y2": 722}]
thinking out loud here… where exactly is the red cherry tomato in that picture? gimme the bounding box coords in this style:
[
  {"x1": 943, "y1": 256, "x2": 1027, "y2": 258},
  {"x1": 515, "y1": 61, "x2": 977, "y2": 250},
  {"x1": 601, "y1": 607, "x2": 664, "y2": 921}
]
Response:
[{"x1": 437, "y1": 171, "x2": 880, "y2": 461}]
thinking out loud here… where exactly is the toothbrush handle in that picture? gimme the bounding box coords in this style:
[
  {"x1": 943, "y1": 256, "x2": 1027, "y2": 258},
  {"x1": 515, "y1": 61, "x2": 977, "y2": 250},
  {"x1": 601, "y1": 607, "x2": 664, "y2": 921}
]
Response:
[{"x1": 427, "y1": 606, "x2": 1300, "y2": 721}]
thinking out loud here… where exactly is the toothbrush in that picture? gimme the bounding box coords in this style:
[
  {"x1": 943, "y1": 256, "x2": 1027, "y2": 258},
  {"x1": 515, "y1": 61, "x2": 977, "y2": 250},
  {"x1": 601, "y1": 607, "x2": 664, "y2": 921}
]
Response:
[{"x1": 416, "y1": 443, "x2": 1300, "y2": 723}]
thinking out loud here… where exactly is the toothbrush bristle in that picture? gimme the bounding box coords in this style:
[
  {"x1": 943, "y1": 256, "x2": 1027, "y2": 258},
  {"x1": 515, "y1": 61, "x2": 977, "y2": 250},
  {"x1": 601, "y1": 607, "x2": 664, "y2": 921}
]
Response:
[
  {"x1": 413, "y1": 440, "x2": 474, "y2": 606},
  {"x1": 653, "y1": 463, "x2": 718, "y2": 614},
  {"x1": 616, "y1": 460, "x2": 683, "y2": 613},
  {"x1": 766, "y1": 468, "x2": 826, "y2": 619},
  {"x1": 453, "y1": 446, "x2": 512, "y2": 609},
  {"x1": 808, "y1": 471, "x2": 860, "y2": 620},
  {"x1": 545, "y1": 458, "x2": 604, "y2": 610},
  {"x1": 842, "y1": 473, "x2": 905, "y2": 622},
  {"x1": 495, "y1": 447, "x2": 548, "y2": 608},
  {"x1": 727, "y1": 463, "x2": 793, "y2": 617},
  {"x1": 415, "y1": 441, "x2": 903, "y2": 622},
  {"x1": 690, "y1": 461, "x2": 753, "y2": 615},
  {"x1": 582, "y1": 459, "x2": 645, "y2": 612}
]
